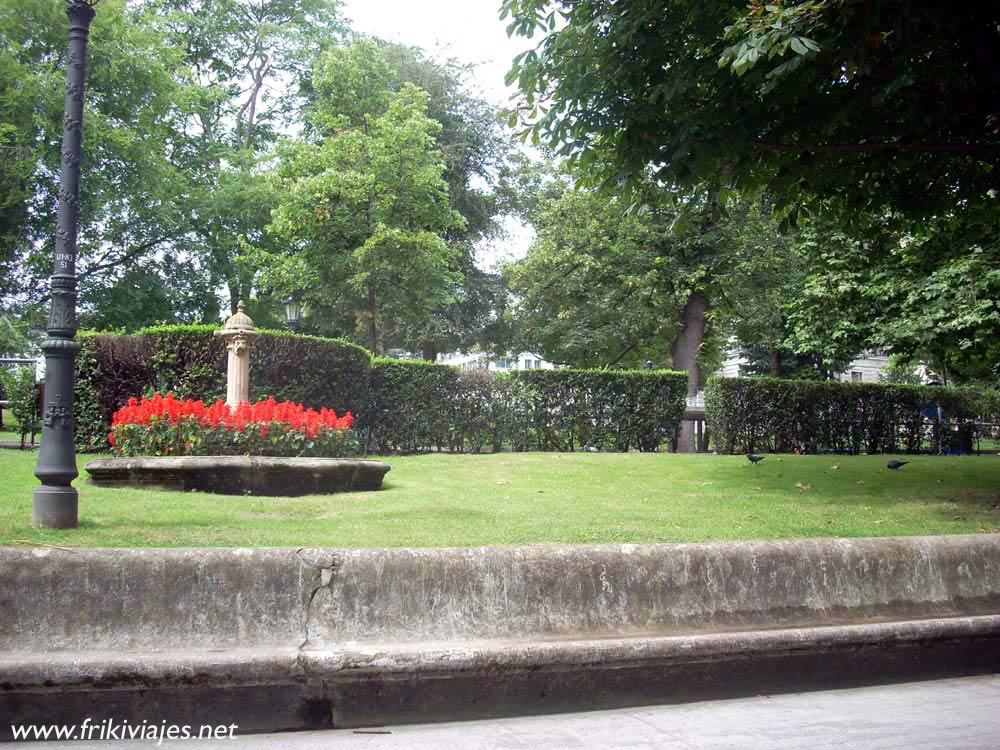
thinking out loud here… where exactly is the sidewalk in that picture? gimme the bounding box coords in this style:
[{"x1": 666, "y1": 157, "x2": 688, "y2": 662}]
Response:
[{"x1": 18, "y1": 674, "x2": 1000, "y2": 749}]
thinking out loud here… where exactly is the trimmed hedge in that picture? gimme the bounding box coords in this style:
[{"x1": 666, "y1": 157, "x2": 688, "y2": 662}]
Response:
[
  {"x1": 510, "y1": 369, "x2": 688, "y2": 453},
  {"x1": 74, "y1": 328, "x2": 689, "y2": 454},
  {"x1": 366, "y1": 362, "x2": 688, "y2": 454},
  {"x1": 366, "y1": 358, "x2": 461, "y2": 454},
  {"x1": 74, "y1": 326, "x2": 371, "y2": 451},
  {"x1": 705, "y1": 376, "x2": 994, "y2": 455}
]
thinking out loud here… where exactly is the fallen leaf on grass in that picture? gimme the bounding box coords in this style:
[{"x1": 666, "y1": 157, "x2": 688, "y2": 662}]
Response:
[
  {"x1": 953, "y1": 515, "x2": 967, "y2": 521},
  {"x1": 830, "y1": 465, "x2": 840, "y2": 471},
  {"x1": 873, "y1": 520, "x2": 886, "y2": 525},
  {"x1": 856, "y1": 480, "x2": 866, "y2": 485},
  {"x1": 496, "y1": 480, "x2": 507, "y2": 485},
  {"x1": 825, "y1": 519, "x2": 837, "y2": 525},
  {"x1": 795, "y1": 482, "x2": 812, "y2": 491},
  {"x1": 753, "y1": 486, "x2": 763, "y2": 490}
]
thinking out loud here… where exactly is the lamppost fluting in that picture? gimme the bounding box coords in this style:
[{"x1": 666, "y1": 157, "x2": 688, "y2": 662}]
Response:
[{"x1": 33, "y1": 0, "x2": 98, "y2": 529}]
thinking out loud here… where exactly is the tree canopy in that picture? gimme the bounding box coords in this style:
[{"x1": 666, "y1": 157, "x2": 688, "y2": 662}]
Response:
[
  {"x1": 502, "y1": 0, "x2": 1000, "y2": 382},
  {"x1": 502, "y1": 0, "x2": 1000, "y2": 230}
]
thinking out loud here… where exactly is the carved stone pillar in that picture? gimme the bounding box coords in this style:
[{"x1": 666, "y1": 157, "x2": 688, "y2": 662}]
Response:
[{"x1": 215, "y1": 302, "x2": 258, "y2": 408}]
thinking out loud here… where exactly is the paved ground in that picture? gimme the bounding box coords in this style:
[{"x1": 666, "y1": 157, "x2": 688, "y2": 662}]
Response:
[{"x1": 20, "y1": 675, "x2": 1000, "y2": 749}]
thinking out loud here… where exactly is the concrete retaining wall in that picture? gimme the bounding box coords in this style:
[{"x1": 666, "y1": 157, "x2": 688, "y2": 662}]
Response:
[{"x1": 1, "y1": 535, "x2": 999, "y2": 737}]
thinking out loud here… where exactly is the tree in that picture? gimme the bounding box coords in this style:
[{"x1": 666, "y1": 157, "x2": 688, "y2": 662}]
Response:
[
  {"x1": 352, "y1": 42, "x2": 516, "y2": 359},
  {"x1": 501, "y1": 0, "x2": 1000, "y2": 378},
  {"x1": 0, "y1": 0, "x2": 196, "y2": 311},
  {"x1": 142, "y1": 0, "x2": 346, "y2": 313},
  {"x1": 268, "y1": 41, "x2": 464, "y2": 354},
  {"x1": 502, "y1": 0, "x2": 1000, "y2": 230}
]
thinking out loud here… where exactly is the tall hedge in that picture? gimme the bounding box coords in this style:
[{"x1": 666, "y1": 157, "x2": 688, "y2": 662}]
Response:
[
  {"x1": 705, "y1": 376, "x2": 992, "y2": 455},
  {"x1": 366, "y1": 364, "x2": 688, "y2": 454},
  {"x1": 74, "y1": 326, "x2": 371, "y2": 451},
  {"x1": 366, "y1": 359, "x2": 461, "y2": 454},
  {"x1": 510, "y1": 369, "x2": 688, "y2": 452}
]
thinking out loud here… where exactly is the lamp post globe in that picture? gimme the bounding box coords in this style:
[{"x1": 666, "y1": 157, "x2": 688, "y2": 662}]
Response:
[{"x1": 282, "y1": 297, "x2": 302, "y2": 333}]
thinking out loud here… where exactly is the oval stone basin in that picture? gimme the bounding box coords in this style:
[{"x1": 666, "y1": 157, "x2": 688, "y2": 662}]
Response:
[{"x1": 84, "y1": 456, "x2": 390, "y2": 496}]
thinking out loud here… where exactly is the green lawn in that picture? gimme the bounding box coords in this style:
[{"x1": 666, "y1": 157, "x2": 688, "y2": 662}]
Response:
[{"x1": 1, "y1": 449, "x2": 998, "y2": 548}]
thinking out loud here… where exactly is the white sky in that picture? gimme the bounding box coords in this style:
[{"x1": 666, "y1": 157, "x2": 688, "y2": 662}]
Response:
[{"x1": 338, "y1": 0, "x2": 529, "y2": 109}]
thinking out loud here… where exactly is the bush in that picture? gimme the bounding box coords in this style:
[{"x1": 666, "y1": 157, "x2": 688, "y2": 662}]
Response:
[
  {"x1": 0, "y1": 365, "x2": 40, "y2": 447},
  {"x1": 510, "y1": 369, "x2": 688, "y2": 452},
  {"x1": 366, "y1": 358, "x2": 460, "y2": 453},
  {"x1": 453, "y1": 370, "x2": 517, "y2": 454},
  {"x1": 706, "y1": 376, "x2": 993, "y2": 455}
]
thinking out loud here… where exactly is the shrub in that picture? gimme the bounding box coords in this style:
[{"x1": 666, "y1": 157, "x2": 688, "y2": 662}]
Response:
[
  {"x1": 366, "y1": 358, "x2": 460, "y2": 453},
  {"x1": 706, "y1": 376, "x2": 993, "y2": 455},
  {"x1": 453, "y1": 370, "x2": 516, "y2": 454},
  {"x1": 510, "y1": 369, "x2": 688, "y2": 452},
  {"x1": 0, "y1": 365, "x2": 40, "y2": 447}
]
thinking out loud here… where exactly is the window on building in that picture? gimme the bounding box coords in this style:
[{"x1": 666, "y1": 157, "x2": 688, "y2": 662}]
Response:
[{"x1": 851, "y1": 371, "x2": 863, "y2": 382}]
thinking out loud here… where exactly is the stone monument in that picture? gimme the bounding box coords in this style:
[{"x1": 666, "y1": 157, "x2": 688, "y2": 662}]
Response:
[{"x1": 215, "y1": 301, "x2": 258, "y2": 408}]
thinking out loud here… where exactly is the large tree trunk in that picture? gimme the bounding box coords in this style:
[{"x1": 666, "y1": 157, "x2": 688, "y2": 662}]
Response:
[
  {"x1": 672, "y1": 290, "x2": 710, "y2": 453},
  {"x1": 769, "y1": 345, "x2": 782, "y2": 377},
  {"x1": 421, "y1": 341, "x2": 438, "y2": 362},
  {"x1": 367, "y1": 284, "x2": 378, "y2": 354}
]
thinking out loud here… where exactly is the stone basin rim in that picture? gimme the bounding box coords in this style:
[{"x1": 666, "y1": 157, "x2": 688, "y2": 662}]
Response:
[{"x1": 83, "y1": 456, "x2": 391, "y2": 496}]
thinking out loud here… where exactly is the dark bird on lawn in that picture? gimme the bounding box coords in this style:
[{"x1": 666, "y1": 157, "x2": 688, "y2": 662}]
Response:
[
  {"x1": 887, "y1": 460, "x2": 909, "y2": 470},
  {"x1": 746, "y1": 453, "x2": 766, "y2": 465}
]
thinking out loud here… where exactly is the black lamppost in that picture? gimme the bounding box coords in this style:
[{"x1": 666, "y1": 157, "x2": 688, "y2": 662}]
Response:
[
  {"x1": 645, "y1": 360, "x2": 654, "y2": 370},
  {"x1": 282, "y1": 297, "x2": 302, "y2": 333},
  {"x1": 33, "y1": 0, "x2": 98, "y2": 528}
]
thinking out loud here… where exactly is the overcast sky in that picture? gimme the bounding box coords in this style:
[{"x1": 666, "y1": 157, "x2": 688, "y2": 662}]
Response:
[{"x1": 338, "y1": 0, "x2": 529, "y2": 108}]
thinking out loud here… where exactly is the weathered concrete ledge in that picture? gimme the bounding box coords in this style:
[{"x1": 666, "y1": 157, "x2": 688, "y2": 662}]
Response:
[
  {"x1": 83, "y1": 456, "x2": 391, "y2": 495},
  {"x1": 1, "y1": 536, "x2": 998, "y2": 738}
]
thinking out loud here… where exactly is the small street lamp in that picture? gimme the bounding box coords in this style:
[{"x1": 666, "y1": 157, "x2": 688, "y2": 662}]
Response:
[
  {"x1": 33, "y1": 0, "x2": 98, "y2": 529},
  {"x1": 282, "y1": 297, "x2": 302, "y2": 333},
  {"x1": 645, "y1": 360, "x2": 654, "y2": 370}
]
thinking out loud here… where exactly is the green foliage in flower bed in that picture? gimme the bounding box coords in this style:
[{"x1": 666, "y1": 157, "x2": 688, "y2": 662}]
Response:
[
  {"x1": 109, "y1": 394, "x2": 358, "y2": 458},
  {"x1": 706, "y1": 376, "x2": 999, "y2": 455}
]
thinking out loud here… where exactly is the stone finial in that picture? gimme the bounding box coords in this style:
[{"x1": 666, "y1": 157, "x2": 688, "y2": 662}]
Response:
[
  {"x1": 215, "y1": 301, "x2": 259, "y2": 408},
  {"x1": 222, "y1": 301, "x2": 256, "y2": 333}
]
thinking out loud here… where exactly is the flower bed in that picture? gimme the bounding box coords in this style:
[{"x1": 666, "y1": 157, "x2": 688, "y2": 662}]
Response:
[{"x1": 109, "y1": 394, "x2": 358, "y2": 458}]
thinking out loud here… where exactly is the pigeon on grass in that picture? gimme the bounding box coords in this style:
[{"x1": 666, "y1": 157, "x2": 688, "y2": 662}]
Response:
[
  {"x1": 746, "y1": 453, "x2": 766, "y2": 465},
  {"x1": 886, "y1": 460, "x2": 909, "y2": 470}
]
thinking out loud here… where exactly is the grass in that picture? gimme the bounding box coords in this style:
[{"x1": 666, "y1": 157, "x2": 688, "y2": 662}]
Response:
[{"x1": 0, "y1": 449, "x2": 998, "y2": 548}]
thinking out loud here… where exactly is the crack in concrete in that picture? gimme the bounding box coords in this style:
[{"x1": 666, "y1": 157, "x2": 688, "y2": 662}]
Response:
[
  {"x1": 295, "y1": 548, "x2": 341, "y2": 728},
  {"x1": 295, "y1": 548, "x2": 339, "y2": 651}
]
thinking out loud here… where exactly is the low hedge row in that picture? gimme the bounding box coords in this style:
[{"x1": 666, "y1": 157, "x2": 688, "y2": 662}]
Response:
[
  {"x1": 705, "y1": 376, "x2": 999, "y2": 455},
  {"x1": 73, "y1": 328, "x2": 690, "y2": 454}
]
